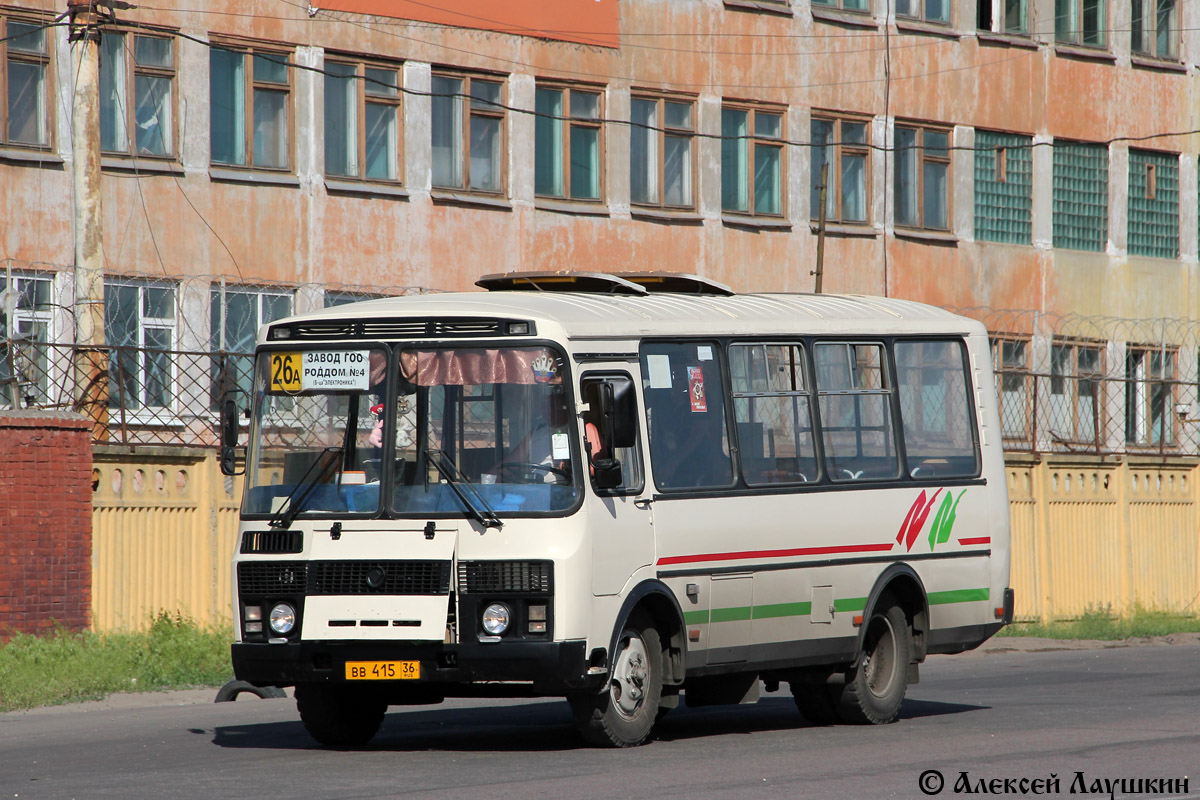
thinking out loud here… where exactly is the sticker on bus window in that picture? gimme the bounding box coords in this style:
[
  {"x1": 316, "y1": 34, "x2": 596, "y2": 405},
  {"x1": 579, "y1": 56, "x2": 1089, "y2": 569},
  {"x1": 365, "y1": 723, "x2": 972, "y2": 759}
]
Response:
[
  {"x1": 697, "y1": 345, "x2": 713, "y2": 361},
  {"x1": 647, "y1": 354, "x2": 672, "y2": 389},
  {"x1": 531, "y1": 354, "x2": 557, "y2": 383},
  {"x1": 687, "y1": 366, "x2": 707, "y2": 412}
]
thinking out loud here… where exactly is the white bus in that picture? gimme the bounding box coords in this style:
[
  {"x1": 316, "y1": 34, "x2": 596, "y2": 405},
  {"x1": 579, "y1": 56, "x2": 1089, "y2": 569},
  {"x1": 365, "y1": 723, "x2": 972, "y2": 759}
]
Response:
[{"x1": 223, "y1": 272, "x2": 1012, "y2": 748}]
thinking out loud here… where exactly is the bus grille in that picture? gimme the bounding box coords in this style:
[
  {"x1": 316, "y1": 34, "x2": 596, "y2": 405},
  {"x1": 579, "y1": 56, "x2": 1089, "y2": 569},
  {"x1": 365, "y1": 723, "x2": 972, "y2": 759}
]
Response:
[
  {"x1": 237, "y1": 560, "x2": 450, "y2": 596},
  {"x1": 275, "y1": 318, "x2": 526, "y2": 341},
  {"x1": 457, "y1": 561, "x2": 553, "y2": 594},
  {"x1": 310, "y1": 560, "x2": 451, "y2": 596},
  {"x1": 240, "y1": 530, "x2": 303, "y2": 554},
  {"x1": 238, "y1": 561, "x2": 307, "y2": 595}
]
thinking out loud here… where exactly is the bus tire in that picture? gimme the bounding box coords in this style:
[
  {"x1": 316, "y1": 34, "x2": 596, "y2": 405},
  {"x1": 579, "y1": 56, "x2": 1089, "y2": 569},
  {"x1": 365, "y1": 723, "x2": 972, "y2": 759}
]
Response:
[
  {"x1": 295, "y1": 684, "x2": 387, "y2": 747},
  {"x1": 838, "y1": 602, "x2": 910, "y2": 725},
  {"x1": 568, "y1": 616, "x2": 663, "y2": 747},
  {"x1": 790, "y1": 681, "x2": 842, "y2": 726}
]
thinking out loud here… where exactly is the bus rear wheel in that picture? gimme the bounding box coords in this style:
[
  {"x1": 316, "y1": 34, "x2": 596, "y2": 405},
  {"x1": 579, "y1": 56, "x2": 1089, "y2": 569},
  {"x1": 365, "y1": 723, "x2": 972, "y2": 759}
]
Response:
[
  {"x1": 295, "y1": 684, "x2": 387, "y2": 746},
  {"x1": 837, "y1": 602, "x2": 911, "y2": 725},
  {"x1": 790, "y1": 678, "x2": 842, "y2": 725},
  {"x1": 569, "y1": 616, "x2": 663, "y2": 747}
]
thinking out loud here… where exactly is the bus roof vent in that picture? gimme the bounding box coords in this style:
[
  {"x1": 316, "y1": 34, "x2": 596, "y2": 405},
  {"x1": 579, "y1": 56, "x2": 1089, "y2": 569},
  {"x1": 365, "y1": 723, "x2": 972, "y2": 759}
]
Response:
[
  {"x1": 476, "y1": 271, "x2": 647, "y2": 295},
  {"x1": 611, "y1": 272, "x2": 735, "y2": 296},
  {"x1": 475, "y1": 271, "x2": 735, "y2": 296}
]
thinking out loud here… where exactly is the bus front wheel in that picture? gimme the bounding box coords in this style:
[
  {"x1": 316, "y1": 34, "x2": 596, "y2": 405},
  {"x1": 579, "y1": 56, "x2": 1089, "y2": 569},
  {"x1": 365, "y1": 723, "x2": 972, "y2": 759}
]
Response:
[
  {"x1": 838, "y1": 602, "x2": 911, "y2": 724},
  {"x1": 295, "y1": 684, "x2": 387, "y2": 746},
  {"x1": 569, "y1": 616, "x2": 663, "y2": 747}
]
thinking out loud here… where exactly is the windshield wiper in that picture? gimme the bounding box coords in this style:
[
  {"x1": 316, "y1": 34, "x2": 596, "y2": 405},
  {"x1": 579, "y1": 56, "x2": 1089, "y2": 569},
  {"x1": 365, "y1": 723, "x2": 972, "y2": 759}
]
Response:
[
  {"x1": 424, "y1": 448, "x2": 503, "y2": 530},
  {"x1": 269, "y1": 446, "x2": 343, "y2": 529}
]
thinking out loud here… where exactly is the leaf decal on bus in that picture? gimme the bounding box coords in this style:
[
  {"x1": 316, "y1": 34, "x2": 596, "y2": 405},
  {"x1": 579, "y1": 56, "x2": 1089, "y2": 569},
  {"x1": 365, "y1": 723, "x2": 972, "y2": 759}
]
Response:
[
  {"x1": 896, "y1": 488, "x2": 942, "y2": 552},
  {"x1": 928, "y1": 489, "x2": 967, "y2": 551}
]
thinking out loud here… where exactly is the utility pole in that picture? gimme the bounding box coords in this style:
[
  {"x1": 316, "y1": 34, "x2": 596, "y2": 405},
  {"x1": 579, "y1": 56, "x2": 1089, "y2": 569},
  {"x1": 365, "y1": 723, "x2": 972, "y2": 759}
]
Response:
[
  {"x1": 68, "y1": 2, "x2": 109, "y2": 437},
  {"x1": 812, "y1": 162, "x2": 828, "y2": 294}
]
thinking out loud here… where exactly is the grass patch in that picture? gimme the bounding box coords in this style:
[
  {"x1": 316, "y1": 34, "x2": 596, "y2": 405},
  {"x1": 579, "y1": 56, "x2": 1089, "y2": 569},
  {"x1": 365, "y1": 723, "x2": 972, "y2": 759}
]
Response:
[
  {"x1": 998, "y1": 606, "x2": 1200, "y2": 640},
  {"x1": 0, "y1": 612, "x2": 232, "y2": 713}
]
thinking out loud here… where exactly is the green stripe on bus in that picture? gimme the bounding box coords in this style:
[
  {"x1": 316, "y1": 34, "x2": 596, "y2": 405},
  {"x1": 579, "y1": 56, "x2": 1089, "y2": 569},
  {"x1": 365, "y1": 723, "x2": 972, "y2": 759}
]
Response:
[
  {"x1": 683, "y1": 590, "x2": 987, "y2": 626},
  {"x1": 928, "y1": 588, "x2": 990, "y2": 605},
  {"x1": 752, "y1": 602, "x2": 813, "y2": 620},
  {"x1": 710, "y1": 606, "x2": 753, "y2": 623}
]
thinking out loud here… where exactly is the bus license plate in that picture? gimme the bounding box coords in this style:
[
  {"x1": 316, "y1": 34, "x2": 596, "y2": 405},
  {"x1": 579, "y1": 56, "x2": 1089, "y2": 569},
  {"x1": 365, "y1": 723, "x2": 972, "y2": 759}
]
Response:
[{"x1": 345, "y1": 660, "x2": 420, "y2": 680}]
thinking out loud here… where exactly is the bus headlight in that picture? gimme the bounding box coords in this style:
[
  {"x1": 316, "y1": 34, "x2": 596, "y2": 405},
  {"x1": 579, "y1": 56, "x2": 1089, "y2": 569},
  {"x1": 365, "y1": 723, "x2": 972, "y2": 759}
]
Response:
[
  {"x1": 481, "y1": 603, "x2": 511, "y2": 636},
  {"x1": 269, "y1": 602, "x2": 297, "y2": 635}
]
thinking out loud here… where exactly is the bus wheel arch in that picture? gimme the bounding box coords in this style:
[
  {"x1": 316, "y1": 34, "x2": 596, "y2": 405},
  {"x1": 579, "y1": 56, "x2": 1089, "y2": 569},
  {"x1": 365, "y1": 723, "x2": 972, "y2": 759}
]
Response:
[
  {"x1": 836, "y1": 565, "x2": 928, "y2": 725},
  {"x1": 568, "y1": 581, "x2": 685, "y2": 747},
  {"x1": 856, "y1": 565, "x2": 928, "y2": 667}
]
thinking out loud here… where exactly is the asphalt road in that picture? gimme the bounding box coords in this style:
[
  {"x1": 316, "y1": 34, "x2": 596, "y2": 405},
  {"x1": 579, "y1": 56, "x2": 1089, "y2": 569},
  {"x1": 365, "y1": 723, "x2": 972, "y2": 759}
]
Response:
[{"x1": 2, "y1": 642, "x2": 1197, "y2": 800}]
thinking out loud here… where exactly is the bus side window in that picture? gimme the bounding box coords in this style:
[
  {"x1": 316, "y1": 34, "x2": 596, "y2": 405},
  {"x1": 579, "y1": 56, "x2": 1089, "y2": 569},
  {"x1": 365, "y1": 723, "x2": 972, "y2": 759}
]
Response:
[
  {"x1": 813, "y1": 342, "x2": 901, "y2": 482},
  {"x1": 640, "y1": 342, "x2": 735, "y2": 491},
  {"x1": 894, "y1": 339, "x2": 979, "y2": 478},
  {"x1": 581, "y1": 374, "x2": 644, "y2": 494},
  {"x1": 729, "y1": 343, "x2": 819, "y2": 485}
]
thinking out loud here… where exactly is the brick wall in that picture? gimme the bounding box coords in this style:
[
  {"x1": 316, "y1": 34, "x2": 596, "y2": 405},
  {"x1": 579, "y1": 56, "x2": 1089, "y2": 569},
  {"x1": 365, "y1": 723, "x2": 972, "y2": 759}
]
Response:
[{"x1": 0, "y1": 411, "x2": 93, "y2": 637}]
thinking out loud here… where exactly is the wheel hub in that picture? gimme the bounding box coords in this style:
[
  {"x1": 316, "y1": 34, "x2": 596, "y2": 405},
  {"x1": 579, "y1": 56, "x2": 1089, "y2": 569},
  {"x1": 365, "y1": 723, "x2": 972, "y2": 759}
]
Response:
[{"x1": 611, "y1": 634, "x2": 649, "y2": 717}]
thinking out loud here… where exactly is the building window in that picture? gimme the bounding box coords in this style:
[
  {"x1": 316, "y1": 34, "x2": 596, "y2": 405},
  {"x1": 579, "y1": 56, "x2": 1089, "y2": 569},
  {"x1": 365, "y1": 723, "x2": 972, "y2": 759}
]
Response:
[
  {"x1": 979, "y1": 0, "x2": 1028, "y2": 33},
  {"x1": 210, "y1": 45, "x2": 291, "y2": 169},
  {"x1": 105, "y1": 281, "x2": 176, "y2": 411},
  {"x1": 894, "y1": 124, "x2": 950, "y2": 230},
  {"x1": 1132, "y1": 0, "x2": 1178, "y2": 58},
  {"x1": 0, "y1": 273, "x2": 53, "y2": 406},
  {"x1": 2, "y1": 16, "x2": 51, "y2": 148},
  {"x1": 1052, "y1": 141, "x2": 1107, "y2": 252},
  {"x1": 812, "y1": 0, "x2": 870, "y2": 14},
  {"x1": 1055, "y1": 0, "x2": 1106, "y2": 46},
  {"x1": 535, "y1": 84, "x2": 603, "y2": 201},
  {"x1": 975, "y1": 131, "x2": 1032, "y2": 244},
  {"x1": 210, "y1": 286, "x2": 290, "y2": 407},
  {"x1": 1128, "y1": 149, "x2": 1178, "y2": 259},
  {"x1": 1048, "y1": 341, "x2": 1104, "y2": 446},
  {"x1": 1125, "y1": 346, "x2": 1175, "y2": 446},
  {"x1": 325, "y1": 60, "x2": 401, "y2": 182},
  {"x1": 810, "y1": 114, "x2": 869, "y2": 224},
  {"x1": 630, "y1": 94, "x2": 695, "y2": 210},
  {"x1": 99, "y1": 32, "x2": 175, "y2": 158},
  {"x1": 431, "y1": 72, "x2": 505, "y2": 194},
  {"x1": 721, "y1": 102, "x2": 785, "y2": 216},
  {"x1": 992, "y1": 337, "x2": 1031, "y2": 441},
  {"x1": 897, "y1": 0, "x2": 950, "y2": 22}
]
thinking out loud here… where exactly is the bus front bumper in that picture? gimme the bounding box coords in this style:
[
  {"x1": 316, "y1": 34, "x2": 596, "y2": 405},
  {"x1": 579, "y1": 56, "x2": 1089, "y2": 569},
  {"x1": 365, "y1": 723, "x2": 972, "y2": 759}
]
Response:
[{"x1": 232, "y1": 639, "x2": 596, "y2": 694}]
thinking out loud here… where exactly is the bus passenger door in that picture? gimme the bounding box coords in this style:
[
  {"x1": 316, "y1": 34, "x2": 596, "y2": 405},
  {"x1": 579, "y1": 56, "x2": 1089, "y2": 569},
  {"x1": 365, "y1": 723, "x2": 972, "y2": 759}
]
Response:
[{"x1": 581, "y1": 373, "x2": 654, "y2": 596}]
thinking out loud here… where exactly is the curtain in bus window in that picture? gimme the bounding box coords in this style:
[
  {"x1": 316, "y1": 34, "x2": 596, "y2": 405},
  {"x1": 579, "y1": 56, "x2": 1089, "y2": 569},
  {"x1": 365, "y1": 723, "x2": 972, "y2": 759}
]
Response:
[
  {"x1": 894, "y1": 340, "x2": 977, "y2": 478},
  {"x1": 814, "y1": 342, "x2": 899, "y2": 481},
  {"x1": 400, "y1": 348, "x2": 561, "y2": 386},
  {"x1": 641, "y1": 341, "x2": 734, "y2": 490}
]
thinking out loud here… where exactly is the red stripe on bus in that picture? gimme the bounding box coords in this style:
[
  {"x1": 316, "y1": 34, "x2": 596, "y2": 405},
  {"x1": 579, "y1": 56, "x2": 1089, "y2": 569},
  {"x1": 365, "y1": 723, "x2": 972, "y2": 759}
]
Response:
[
  {"x1": 957, "y1": 537, "x2": 991, "y2": 546},
  {"x1": 657, "y1": 542, "x2": 895, "y2": 566}
]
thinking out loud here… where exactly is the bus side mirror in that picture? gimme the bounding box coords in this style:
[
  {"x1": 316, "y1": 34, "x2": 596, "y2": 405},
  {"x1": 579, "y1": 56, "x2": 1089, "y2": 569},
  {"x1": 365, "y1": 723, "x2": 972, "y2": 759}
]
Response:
[
  {"x1": 591, "y1": 458, "x2": 622, "y2": 490},
  {"x1": 220, "y1": 397, "x2": 243, "y2": 476},
  {"x1": 599, "y1": 379, "x2": 637, "y2": 450}
]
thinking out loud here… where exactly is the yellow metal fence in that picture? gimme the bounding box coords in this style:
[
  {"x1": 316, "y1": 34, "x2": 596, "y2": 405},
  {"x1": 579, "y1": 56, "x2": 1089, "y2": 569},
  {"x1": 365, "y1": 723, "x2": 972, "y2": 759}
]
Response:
[{"x1": 88, "y1": 450, "x2": 1199, "y2": 631}]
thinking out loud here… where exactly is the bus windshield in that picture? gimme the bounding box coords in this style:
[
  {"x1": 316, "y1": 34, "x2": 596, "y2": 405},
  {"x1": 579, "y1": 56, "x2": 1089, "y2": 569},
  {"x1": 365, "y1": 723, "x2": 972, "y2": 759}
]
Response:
[
  {"x1": 243, "y1": 348, "x2": 389, "y2": 520},
  {"x1": 241, "y1": 345, "x2": 581, "y2": 521},
  {"x1": 390, "y1": 346, "x2": 581, "y2": 516}
]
